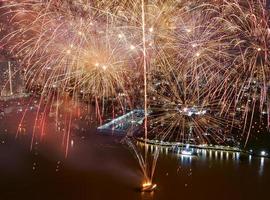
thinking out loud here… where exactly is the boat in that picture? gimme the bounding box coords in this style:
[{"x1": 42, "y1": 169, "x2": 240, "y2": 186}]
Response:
[
  {"x1": 180, "y1": 149, "x2": 197, "y2": 156},
  {"x1": 179, "y1": 145, "x2": 198, "y2": 157},
  {"x1": 140, "y1": 182, "x2": 157, "y2": 192}
]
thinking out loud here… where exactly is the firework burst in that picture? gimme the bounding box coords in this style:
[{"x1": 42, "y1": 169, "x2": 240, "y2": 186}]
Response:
[{"x1": 148, "y1": 71, "x2": 240, "y2": 145}]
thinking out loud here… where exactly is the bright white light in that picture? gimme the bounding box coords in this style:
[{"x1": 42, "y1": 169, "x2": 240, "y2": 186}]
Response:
[
  {"x1": 130, "y1": 45, "x2": 135, "y2": 50},
  {"x1": 262, "y1": 111, "x2": 267, "y2": 115},
  {"x1": 261, "y1": 151, "x2": 266, "y2": 156},
  {"x1": 180, "y1": 107, "x2": 207, "y2": 116},
  {"x1": 118, "y1": 34, "x2": 123, "y2": 38},
  {"x1": 186, "y1": 28, "x2": 191, "y2": 33},
  {"x1": 71, "y1": 140, "x2": 74, "y2": 147}
]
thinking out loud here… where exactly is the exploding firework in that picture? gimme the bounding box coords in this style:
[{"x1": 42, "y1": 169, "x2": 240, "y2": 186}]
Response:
[
  {"x1": 216, "y1": 0, "x2": 270, "y2": 145},
  {"x1": 0, "y1": 1, "x2": 138, "y2": 101},
  {"x1": 147, "y1": 72, "x2": 240, "y2": 145}
]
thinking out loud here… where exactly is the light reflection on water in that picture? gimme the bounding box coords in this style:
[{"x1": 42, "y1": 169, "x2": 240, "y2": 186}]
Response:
[
  {"x1": 1, "y1": 100, "x2": 270, "y2": 199},
  {"x1": 0, "y1": 131, "x2": 269, "y2": 200},
  {"x1": 147, "y1": 144, "x2": 267, "y2": 176},
  {"x1": 249, "y1": 155, "x2": 252, "y2": 163},
  {"x1": 259, "y1": 157, "x2": 265, "y2": 176}
]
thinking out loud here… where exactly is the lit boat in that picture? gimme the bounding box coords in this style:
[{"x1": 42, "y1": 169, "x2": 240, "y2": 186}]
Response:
[
  {"x1": 179, "y1": 149, "x2": 198, "y2": 157},
  {"x1": 140, "y1": 182, "x2": 157, "y2": 192}
]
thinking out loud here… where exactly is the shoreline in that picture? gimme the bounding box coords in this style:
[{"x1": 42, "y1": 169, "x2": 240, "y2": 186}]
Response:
[{"x1": 134, "y1": 137, "x2": 270, "y2": 159}]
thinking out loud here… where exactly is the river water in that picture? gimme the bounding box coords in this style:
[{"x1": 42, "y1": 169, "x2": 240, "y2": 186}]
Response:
[{"x1": 0, "y1": 99, "x2": 269, "y2": 200}]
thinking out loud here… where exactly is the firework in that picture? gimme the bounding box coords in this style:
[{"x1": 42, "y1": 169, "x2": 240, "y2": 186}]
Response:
[
  {"x1": 216, "y1": 0, "x2": 270, "y2": 145},
  {"x1": 0, "y1": 1, "x2": 138, "y2": 101},
  {"x1": 148, "y1": 72, "x2": 240, "y2": 145},
  {"x1": 0, "y1": 0, "x2": 269, "y2": 180}
]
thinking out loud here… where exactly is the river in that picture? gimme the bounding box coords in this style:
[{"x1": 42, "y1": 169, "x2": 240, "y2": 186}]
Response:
[{"x1": 0, "y1": 99, "x2": 269, "y2": 200}]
